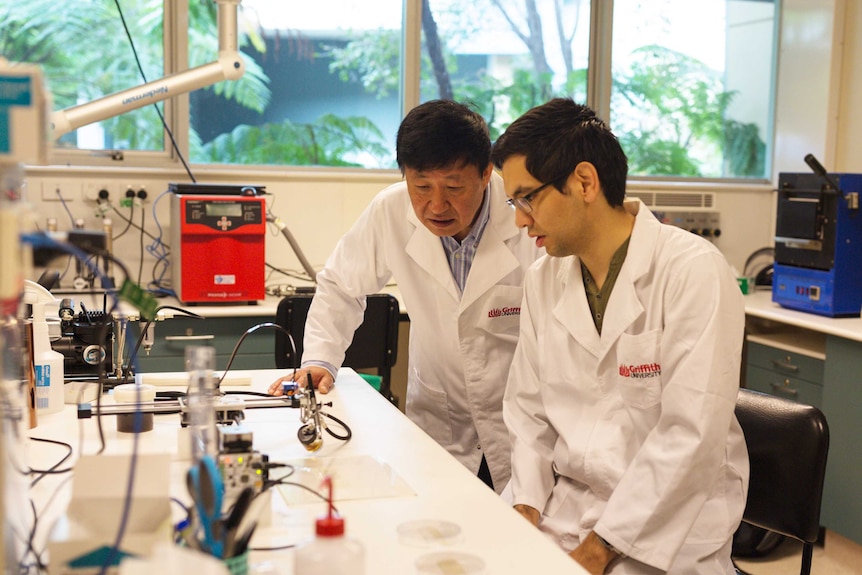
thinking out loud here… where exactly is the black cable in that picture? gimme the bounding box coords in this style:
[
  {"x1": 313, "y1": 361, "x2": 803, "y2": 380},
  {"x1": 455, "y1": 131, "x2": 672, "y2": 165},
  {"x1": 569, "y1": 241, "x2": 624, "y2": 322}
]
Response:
[
  {"x1": 322, "y1": 412, "x2": 352, "y2": 442},
  {"x1": 108, "y1": 202, "x2": 159, "y2": 243},
  {"x1": 2, "y1": 426, "x2": 46, "y2": 573},
  {"x1": 260, "y1": 461, "x2": 295, "y2": 475},
  {"x1": 112, "y1": 0, "x2": 196, "y2": 182},
  {"x1": 112, "y1": 199, "x2": 135, "y2": 241},
  {"x1": 265, "y1": 479, "x2": 339, "y2": 513},
  {"x1": 56, "y1": 188, "x2": 76, "y2": 227},
  {"x1": 87, "y1": 248, "x2": 133, "y2": 288},
  {"x1": 215, "y1": 322, "x2": 351, "y2": 444},
  {"x1": 265, "y1": 262, "x2": 314, "y2": 282},
  {"x1": 138, "y1": 207, "x2": 146, "y2": 286},
  {"x1": 19, "y1": 473, "x2": 74, "y2": 575},
  {"x1": 260, "y1": 463, "x2": 296, "y2": 487},
  {"x1": 82, "y1": 250, "x2": 131, "y2": 458},
  {"x1": 171, "y1": 497, "x2": 191, "y2": 516},
  {"x1": 249, "y1": 543, "x2": 296, "y2": 552},
  {"x1": 28, "y1": 437, "x2": 75, "y2": 487},
  {"x1": 122, "y1": 306, "x2": 204, "y2": 382},
  {"x1": 92, "y1": 376, "x2": 108, "y2": 455},
  {"x1": 56, "y1": 251, "x2": 75, "y2": 285},
  {"x1": 243, "y1": 473, "x2": 350, "y2": 552},
  {"x1": 22, "y1": 499, "x2": 47, "y2": 573},
  {"x1": 217, "y1": 322, "x2": 297, "y2": 389},
  {"x1": 223, "y1": 390, "x2": 275, "y2": 398}
]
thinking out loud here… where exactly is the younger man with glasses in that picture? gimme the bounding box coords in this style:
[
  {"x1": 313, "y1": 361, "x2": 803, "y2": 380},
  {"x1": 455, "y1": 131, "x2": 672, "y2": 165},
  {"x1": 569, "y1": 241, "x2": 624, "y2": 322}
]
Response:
[{"x1": 492, "y1": 99, "x2": 748, "y2": 575}]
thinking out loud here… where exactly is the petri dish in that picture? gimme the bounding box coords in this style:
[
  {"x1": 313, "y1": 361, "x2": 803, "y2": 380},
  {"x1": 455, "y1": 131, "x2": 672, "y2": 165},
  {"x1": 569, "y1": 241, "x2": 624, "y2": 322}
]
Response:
[
  {"x1": 415, "y1": 551, "x2": 485, "y2": 575},
  {"x1": 397, "y1": 519, "x2": 463, "y2": 547}
]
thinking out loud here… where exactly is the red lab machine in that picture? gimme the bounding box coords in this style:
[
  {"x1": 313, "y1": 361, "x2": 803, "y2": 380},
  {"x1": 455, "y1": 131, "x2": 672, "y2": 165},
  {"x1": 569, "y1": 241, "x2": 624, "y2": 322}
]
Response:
[{"x1": 169, "y1": 183, "x2": 267, "y2": 304}]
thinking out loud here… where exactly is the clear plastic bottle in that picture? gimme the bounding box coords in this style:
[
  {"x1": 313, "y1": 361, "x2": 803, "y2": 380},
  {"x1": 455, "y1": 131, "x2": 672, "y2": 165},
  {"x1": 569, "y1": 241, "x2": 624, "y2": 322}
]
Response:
[
  {"x1": 186, "y1": 345, "x2": 218, "y2": 463},
  {"x1": 31, "y1": 322, "x2": 64, "y2": 415},
  {"x1": 23, "y1": 281, "x2": 64, "y2": 415},
  {"x1": 294, "y1": 477, "x2": 365, "y2": 575}
]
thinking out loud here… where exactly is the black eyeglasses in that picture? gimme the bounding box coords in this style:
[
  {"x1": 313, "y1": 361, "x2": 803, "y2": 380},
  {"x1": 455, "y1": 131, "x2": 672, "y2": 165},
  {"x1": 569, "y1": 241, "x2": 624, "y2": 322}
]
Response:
[{"x1": 506, "y1": 181, "x2": 556, "y2": 214}]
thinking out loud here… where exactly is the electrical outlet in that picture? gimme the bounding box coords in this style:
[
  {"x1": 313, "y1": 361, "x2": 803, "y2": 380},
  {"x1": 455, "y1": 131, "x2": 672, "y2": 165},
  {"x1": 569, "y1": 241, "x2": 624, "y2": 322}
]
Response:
[
  {"x1": 135, "y1": 184, "x2": 149, "y2": 203},
  {"x1": 83, "y1": 181, "x2": 114, "y2": 202},
  {"x1": 41, "y1": 179, "x2": 81, "y2": 202},
  {"x1": 122, "y1": 183, "x2": 151, "y2": 203}
]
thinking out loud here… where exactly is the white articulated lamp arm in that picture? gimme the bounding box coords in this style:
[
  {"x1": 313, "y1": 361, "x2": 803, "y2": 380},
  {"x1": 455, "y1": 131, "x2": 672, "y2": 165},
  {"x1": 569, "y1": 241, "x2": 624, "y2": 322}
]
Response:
[{"x1": 51, "y1": 0, "x2": 245, "y2": 139}]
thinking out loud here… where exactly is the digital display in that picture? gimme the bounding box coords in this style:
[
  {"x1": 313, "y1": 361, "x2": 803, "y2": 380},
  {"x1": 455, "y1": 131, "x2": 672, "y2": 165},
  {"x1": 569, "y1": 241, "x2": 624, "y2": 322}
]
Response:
[{"x1": 205, "y1": 202, "x2": 243, "y2": 217}]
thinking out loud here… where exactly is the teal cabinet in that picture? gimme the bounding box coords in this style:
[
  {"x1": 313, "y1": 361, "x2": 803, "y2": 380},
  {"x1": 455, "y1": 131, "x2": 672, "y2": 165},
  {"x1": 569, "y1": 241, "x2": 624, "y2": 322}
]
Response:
[
  {"x1": 744, "y1": 341, "x2": 824, "y2": 407},
  {"x1": 820, "y1": 336, "x2": 862, "y2": 545},
  {"x1": 744, "y1": 324, "x2": 862, "y2": 546},
  {"x1": 132, "y1": 315, "x2": 278, "y2": 373}
]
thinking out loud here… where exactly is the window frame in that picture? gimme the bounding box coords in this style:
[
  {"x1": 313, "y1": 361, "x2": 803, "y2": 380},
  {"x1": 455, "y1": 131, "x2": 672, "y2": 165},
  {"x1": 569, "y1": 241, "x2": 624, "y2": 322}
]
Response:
[{"x1": 46, "y1": 0, "x2": 775, "y2": 185}]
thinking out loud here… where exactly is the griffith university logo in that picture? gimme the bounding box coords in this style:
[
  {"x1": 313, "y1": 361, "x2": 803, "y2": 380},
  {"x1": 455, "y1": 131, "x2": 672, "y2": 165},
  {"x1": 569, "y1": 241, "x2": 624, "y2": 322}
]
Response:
[
  {"x1": 488, "y1": 306, "x2": 520, "y2": 318},
  {"x1": 619, "y1": 362, "x2": 662, "y2": 379}
]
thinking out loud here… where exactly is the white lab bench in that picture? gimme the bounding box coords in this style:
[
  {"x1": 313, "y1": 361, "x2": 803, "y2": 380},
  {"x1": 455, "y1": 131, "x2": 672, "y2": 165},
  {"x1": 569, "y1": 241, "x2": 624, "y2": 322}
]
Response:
[
  {"x1": 743, "y1": 290, "x2": 862, "y2": 545},
  {"x1": 26, "y1": 368, "x2": 588, "y2": 575},
  {"x1": 51, "y1": 286, "x2": 862, "y2": 555}
]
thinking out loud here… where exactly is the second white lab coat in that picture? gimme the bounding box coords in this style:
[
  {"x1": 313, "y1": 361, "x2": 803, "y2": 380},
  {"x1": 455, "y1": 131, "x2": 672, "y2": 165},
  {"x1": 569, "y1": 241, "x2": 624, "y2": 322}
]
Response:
[
  {"x1": 504, "y1": 200, "x2": 749, "y2": 573},
  {"x1": 302, "y1": 173, "x2": 543, "y2": 491}
]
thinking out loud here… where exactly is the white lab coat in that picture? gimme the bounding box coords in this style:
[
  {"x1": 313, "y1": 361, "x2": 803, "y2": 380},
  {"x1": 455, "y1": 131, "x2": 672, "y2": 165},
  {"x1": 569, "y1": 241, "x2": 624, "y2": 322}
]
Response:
[
  {"x1": 504, "y1": 200, "x2": 749, "y2": 574},
  {"x1": 302, "y1": 172, "x2": 543, "y2": 491}
]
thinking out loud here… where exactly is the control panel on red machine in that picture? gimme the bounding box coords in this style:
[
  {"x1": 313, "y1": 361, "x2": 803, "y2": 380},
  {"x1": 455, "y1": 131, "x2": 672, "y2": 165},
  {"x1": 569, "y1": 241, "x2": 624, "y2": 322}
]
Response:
[{"x1": 169, "y1": 183, "x2": 267, "y2": 304}]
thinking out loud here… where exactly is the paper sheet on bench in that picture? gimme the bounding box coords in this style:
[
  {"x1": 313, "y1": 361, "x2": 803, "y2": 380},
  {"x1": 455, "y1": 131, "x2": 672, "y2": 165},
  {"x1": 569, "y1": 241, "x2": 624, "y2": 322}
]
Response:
[{"x1": 275, "y1": 454, "x2": 415, "y2": 504}]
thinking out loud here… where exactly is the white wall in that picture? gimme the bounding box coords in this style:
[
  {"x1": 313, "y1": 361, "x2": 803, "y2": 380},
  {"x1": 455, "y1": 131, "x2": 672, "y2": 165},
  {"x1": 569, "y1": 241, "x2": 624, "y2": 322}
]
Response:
[
  {"x1": 773, "y1": 0, "x2": 844, "y2": 174},
  {"x1": 20, "y1": 0, "x2": 857, "y2": 285},
  {"x1": 836, "y1": 0, "x2": 861, "y2": 172}
]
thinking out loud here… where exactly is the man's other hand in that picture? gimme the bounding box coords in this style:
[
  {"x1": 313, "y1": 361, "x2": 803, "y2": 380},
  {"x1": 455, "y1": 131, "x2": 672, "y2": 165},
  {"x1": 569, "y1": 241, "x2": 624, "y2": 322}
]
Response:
[
  {"x1": 267, "y1": 366, "x2": 335, "y2": 395},
  {"x1": 513, "y1": 504, "x2": 541, "y2": 527},
  {"x1": 570, "y1": 531, "x2": 620, "y2": 575}
]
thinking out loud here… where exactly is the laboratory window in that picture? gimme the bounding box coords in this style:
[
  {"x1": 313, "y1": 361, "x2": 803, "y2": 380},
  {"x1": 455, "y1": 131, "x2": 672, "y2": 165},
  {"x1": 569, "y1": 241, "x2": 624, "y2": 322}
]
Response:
[{"x1": 1, "y1": 0, "x2": 776, "y2": 179}]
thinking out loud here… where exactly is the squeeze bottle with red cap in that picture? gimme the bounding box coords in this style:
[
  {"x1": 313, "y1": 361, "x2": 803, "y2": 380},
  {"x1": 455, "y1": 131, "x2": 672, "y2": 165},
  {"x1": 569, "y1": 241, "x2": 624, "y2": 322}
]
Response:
[{"x1": 294, "y1": 476, "x2": 365, "y2": 575}]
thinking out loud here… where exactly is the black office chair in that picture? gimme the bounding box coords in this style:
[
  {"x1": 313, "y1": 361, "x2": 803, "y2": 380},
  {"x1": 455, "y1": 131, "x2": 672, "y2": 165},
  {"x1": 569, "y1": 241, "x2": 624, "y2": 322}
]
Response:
[
  {"x1": 274, "y1": 293, "x2": 400, "y2": 405},
  {"x1": 732, "y1": 388, "x2": 830, "y2": 575}
]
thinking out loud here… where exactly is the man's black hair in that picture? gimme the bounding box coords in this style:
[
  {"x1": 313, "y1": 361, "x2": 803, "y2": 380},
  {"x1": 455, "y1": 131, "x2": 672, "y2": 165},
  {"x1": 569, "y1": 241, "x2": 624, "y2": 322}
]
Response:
[
  {"x1": 396, "y1": 100, "x2": 492, "y2": 176},
  {"x1": 491, "y1": 98, "x2": 628, "y2": 207}
]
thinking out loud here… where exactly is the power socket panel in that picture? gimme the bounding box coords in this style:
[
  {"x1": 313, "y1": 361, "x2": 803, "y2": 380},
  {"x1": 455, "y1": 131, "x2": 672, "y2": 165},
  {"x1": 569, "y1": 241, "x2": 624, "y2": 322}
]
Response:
[
  {"x1": 121, "y1": 183, "x2": 151, "y2": 204},
  {"x1": 82, "y1": 181, "x2": 114, "y2": 202},
  {"x1": 41, "y1": 179, "x2": 82, "y2": 202},
  {"x1": 81, "y1": 182, "x2": 158, "y2": 204}
]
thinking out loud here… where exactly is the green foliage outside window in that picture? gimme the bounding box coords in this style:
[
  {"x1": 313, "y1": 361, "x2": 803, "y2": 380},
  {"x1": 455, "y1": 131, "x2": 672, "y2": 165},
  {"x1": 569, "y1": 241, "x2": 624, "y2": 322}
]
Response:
[
  {"x1": 0, "y1": 0, "x2": 766, "y2": 177},
  {"x1": 193, "y1": 114, "x2": 390, "y2": 167},
  {"x1": 613, "y1": 45, "x2": 765, "y2": 178}
]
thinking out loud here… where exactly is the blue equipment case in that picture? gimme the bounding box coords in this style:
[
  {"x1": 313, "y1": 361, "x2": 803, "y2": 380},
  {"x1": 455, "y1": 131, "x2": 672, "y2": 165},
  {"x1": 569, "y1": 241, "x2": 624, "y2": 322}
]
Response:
[{"x1": 772, "y1": 172, "x2": 862, "y2": 317}]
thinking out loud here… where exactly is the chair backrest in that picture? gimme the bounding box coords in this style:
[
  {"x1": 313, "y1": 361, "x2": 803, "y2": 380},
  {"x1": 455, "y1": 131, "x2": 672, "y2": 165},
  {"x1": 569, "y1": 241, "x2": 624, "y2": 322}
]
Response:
[
  {"x1": 274, "y1": 293, "x2": 400, "y2": 402},
  {"x1": 735, "y1": 388, "x2": 830, "y2": 575}
]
